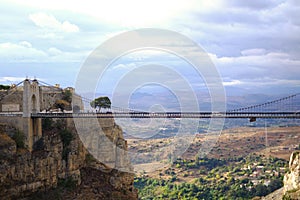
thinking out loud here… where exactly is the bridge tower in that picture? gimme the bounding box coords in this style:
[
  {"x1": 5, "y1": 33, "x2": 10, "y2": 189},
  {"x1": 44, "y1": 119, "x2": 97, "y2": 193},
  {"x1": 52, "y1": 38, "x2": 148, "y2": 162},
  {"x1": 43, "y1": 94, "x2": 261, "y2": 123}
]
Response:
[{"x1": 23, "y1": 79, "x2": 42, "y2": 151}]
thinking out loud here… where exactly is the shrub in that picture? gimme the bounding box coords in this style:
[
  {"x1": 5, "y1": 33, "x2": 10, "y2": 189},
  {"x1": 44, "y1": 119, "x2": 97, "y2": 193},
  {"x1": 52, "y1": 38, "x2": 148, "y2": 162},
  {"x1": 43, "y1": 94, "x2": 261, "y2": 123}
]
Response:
[
  {"x1": 33, "y1": 138, "x2": 44, "y2": 151},
  {"x1": 60, "y1": 129, "x2": 73, "y2": 147},
  {"x1": 0, "y1": 84, "x2": 10, "y2": 90},
  {"x1": 12, "y1": 130, "x2": 25, "y2": 148},
  {"x1": 42, "y1": 118, "x2": 53, "y2": 130},
  {"x1": 59, "y1": 129, "x2": 73, "y2": 161},
  {"x1": 85, "y1": 153, "x2": 97, "y2": 164},
  {"x1": 58, "y1": 177, "x2": 77, "y2": 190}
]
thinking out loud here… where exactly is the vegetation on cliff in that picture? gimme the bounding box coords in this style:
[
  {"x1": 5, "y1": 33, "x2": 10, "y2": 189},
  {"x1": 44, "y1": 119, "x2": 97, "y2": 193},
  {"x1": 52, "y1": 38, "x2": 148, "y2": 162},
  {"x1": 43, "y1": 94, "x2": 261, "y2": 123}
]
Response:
[
  {"x1": 12, "y1": 129, "x2": 25, "y2": 148},
  {"x1": 0, "y1": 84, "x2": 10, "y2": 90}
]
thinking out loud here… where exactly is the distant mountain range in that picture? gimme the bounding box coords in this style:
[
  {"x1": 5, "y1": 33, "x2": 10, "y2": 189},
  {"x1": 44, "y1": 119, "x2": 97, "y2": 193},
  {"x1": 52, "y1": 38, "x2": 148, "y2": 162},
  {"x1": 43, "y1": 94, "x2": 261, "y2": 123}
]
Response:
[
  {"x1": 112, "y1": 92, "x2": 293, "y2": 112},
  {"x1": 81, "y1": 90, "x2": 298, "y2": 113}
]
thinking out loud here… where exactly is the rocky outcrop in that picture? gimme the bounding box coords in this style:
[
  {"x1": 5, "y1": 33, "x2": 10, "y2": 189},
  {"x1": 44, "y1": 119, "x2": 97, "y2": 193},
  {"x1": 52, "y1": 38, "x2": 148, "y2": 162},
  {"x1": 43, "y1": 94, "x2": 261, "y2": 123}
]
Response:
[
  {"x1": 260, "y1": 187, "x2": 283, "y2": 200},
  {"x1": 283, "y1": 151, "x2": 300, "y2": 199},
  {"x1": 72, "y1": 117, "x2": 132, "y2": 172},
  {"x1": 284, "y1": 151, "x2": 300, "y2": 192},
  {"x1": 0, "y1": 133, "x2": 16, "y2": 156},
  {"x1": 0, "y1": 132, "x2": 85, "y2": 199},
  {"x1": 0, "y1": 118, "x2": 137, "y2": 200},
  {"x1": 60, "y1": 167, "x2": 137, "y2": 200}
]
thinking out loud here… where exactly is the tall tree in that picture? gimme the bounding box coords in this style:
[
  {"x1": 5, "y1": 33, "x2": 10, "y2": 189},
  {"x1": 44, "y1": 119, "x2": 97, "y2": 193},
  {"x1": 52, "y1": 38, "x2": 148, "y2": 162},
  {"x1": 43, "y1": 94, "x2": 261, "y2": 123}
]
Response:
[{"x1": 90, "y1": 96, "x2": 111, "y2": 111}]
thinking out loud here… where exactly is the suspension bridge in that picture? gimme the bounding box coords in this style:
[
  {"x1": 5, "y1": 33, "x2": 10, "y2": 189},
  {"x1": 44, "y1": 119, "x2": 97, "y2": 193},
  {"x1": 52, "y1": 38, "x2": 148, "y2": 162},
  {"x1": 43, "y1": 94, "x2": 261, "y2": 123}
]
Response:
[
  {"x1": 0, "y1": 79, "x2": 300, "y2": 120},
  {"x1": 0, "y1": 78, "x2": 299, "y2": 151}
]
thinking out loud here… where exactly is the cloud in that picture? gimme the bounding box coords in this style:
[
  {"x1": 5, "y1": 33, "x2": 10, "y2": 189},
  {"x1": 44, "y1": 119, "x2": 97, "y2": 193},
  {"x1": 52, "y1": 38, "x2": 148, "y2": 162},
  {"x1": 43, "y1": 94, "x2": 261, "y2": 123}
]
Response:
[
  {"x1": 0, "y1": 42, "x2": 87, "y2": 63},
  {"x1": 19, "y1": 41, "x2": 32, "y2": 48},
  {"x1": 241, "y1": 48, "x2": 267, "y2": 56},
  {"x1": 48, "y1": 47, "x2": 62, "y2": 56},
  {"x1": 29, "y1": 12, "x2": 79, "y2": 32},
  {"x1": 0, "y1": 42, "x2": 46, "y2": 62},
  {"x1": 178, "y1": 0, "x2": 300, "y2": 59},
  {"x1": 0, "y1": 0, "x2": 299, "y2": 94},
  {"x1": 226, "y1": 0, "x2": 284, "y2": 10},
  {"x1": 0, "y1": 76, "x2": 25, "y2": 83},
  {"x1": 111, "y1": 63, "x2": 136, "y2": 70},
  {"x1": 213, "y1": 49, "x2": 300, "y2": 90},
  {"x1": 223, "y1": 80, "x2": 242, "y2": 86}
]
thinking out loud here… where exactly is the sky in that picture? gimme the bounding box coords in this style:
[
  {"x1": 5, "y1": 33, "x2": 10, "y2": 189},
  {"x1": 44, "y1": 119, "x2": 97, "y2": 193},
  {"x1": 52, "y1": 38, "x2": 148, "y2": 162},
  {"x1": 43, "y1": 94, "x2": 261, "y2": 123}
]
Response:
[{"x1": 0, "y1": 0, "x2": 300, "y2": 96}]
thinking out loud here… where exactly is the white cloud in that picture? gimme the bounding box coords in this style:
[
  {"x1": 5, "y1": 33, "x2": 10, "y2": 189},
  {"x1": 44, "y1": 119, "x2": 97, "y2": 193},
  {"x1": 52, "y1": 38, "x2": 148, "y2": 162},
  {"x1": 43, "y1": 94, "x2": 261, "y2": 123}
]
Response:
[
  {"x1": 217, "y1": 51, "x2": 292, "y2": 66},
  {"x1": 111, "y1": 63, "x2": 136, "y2": 70},
  {"x1": 19, "y1": 41, "x2": 32, "y2": 48},
  {"x1": 215, "y1": 50, "x2": 300, "y2": 85},
  {"x1": 241, "y1": 48, "x2": 267, "y2": 56},
  {"x1": 0, "y1": 42, "x2": 87, "y2": 63},
  {"x1": 223, "y1": 80, "x2": 242, "y2": 86},
  {"x1": 10, "y1": 0, "x2": 225, "y2": 28},
  {"x1": 0, "y1": 42, "x2": 46, "y2": 62},
  {"x1": 0, "y1": 77, "x2": 49, "y2": 85},
  {"x1": 0, "y1": 76, "x2": 26, "y2": 83},
  {"x1": 29, "y1": 12, "x2": 79, "y2": 32},
  {"x1": 36, "y1": 33, "x2": 63, "y2": 39},
  {"x1": 48, "y1": 47, "x2": 62, "y2": 56}
]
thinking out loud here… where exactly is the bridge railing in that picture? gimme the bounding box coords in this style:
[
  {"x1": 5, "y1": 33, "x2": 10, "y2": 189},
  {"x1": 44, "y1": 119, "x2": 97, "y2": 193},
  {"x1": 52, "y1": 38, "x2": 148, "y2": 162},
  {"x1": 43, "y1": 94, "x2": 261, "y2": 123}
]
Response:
[{"x1": 0, "y1": 112, "x2": 23, "y2": 117}]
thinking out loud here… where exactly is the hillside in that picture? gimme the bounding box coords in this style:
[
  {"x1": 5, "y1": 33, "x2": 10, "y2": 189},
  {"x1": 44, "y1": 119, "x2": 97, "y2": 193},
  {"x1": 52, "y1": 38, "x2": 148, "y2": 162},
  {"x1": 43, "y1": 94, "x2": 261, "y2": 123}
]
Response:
[{"x1": 129, "y1": 126, "x2": 300, "y2": 199}]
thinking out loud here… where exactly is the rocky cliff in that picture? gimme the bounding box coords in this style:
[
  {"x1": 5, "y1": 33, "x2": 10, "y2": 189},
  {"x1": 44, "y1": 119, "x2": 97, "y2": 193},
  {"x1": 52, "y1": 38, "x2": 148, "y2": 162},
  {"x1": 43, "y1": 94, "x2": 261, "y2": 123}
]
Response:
[
  {"x1": 283, "y1": 151, "x2": 300, "y2": 199},
  {"x1": 0, "y1": 118, "x2": 137, "y2": 200}
]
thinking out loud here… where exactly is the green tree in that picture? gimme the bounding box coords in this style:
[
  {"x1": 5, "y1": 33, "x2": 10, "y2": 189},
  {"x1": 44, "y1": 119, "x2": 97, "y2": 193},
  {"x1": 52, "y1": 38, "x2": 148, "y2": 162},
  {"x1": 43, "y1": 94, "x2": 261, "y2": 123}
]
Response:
[
  {"x1": 59, "y1": 129, "x2": 73, "y2": 161},
  {"x1": 0, "y1": 84, "x2": 10, "y2": 90},
  {"x1": 54, "y1": 99, "x2": 70, "y2": 112},
  {"x1": 90, "y1": 96, "x2": 111, "y2": 110},
  {"x1": 62, "y1": 90, "x2": 72, "y2": 103},
  {"x1": 268, "y1": 179, "x2": 283, "y2": 192},
  {"x1": 42, "y1": 118, "x2": 53, "y2": 130},
  {"x1": 254, "y1": 184, "x2": 268, "y2": 196}
]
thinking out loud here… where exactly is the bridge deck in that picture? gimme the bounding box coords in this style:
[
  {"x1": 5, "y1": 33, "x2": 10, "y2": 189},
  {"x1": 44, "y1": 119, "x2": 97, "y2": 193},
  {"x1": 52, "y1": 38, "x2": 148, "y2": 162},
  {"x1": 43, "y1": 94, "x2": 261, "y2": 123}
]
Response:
[
  {"x1": 26, "y1": 111, "x2": 300, "y2": 119},
  {"x1": 1, "y1": 111, "x2": 299, "y2": 119}
]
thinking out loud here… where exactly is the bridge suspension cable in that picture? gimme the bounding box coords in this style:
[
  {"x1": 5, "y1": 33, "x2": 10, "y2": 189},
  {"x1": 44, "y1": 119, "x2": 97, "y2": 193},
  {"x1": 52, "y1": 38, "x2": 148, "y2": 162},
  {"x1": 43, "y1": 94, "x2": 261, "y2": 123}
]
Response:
[
  {"x1": 0, "y1": 80, "x2": 25, "y2": 101},
  {"x1": 228, "y1": 93, "x2": 300, "y2": 112}
]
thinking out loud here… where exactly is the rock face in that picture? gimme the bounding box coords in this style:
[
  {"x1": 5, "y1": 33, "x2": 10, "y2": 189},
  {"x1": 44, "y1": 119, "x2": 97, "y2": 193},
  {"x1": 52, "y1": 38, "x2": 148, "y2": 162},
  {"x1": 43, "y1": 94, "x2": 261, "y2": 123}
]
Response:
[
  {"x1": 283, "y1": 151, "x2": 300, "y2": 199},
  {"x1": 0, "y1": 133, "x2": 16, "y2": 156},
  {"x1": 62, "y1": 167, "x2": 137, "y2": 200},
  {"x1": 284, "y1": 151, "x2": 300, "y2": 192},
  {"x1": 0, "y1": 118, "x2": 137, "y2": 200},
  {"x1": 72, "y1": 117, "x2": 132, "y2": 172},
  {"x1": 0, "y1": 132, "x2": 84, "y2": 199}
]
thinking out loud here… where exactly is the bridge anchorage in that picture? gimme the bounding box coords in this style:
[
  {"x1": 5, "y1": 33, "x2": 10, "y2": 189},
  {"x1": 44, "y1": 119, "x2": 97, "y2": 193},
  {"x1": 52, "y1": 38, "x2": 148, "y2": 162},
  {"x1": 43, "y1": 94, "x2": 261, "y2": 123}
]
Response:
[{"x1": 0, "y1": 79, "x2": 300, "y2": 150}]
